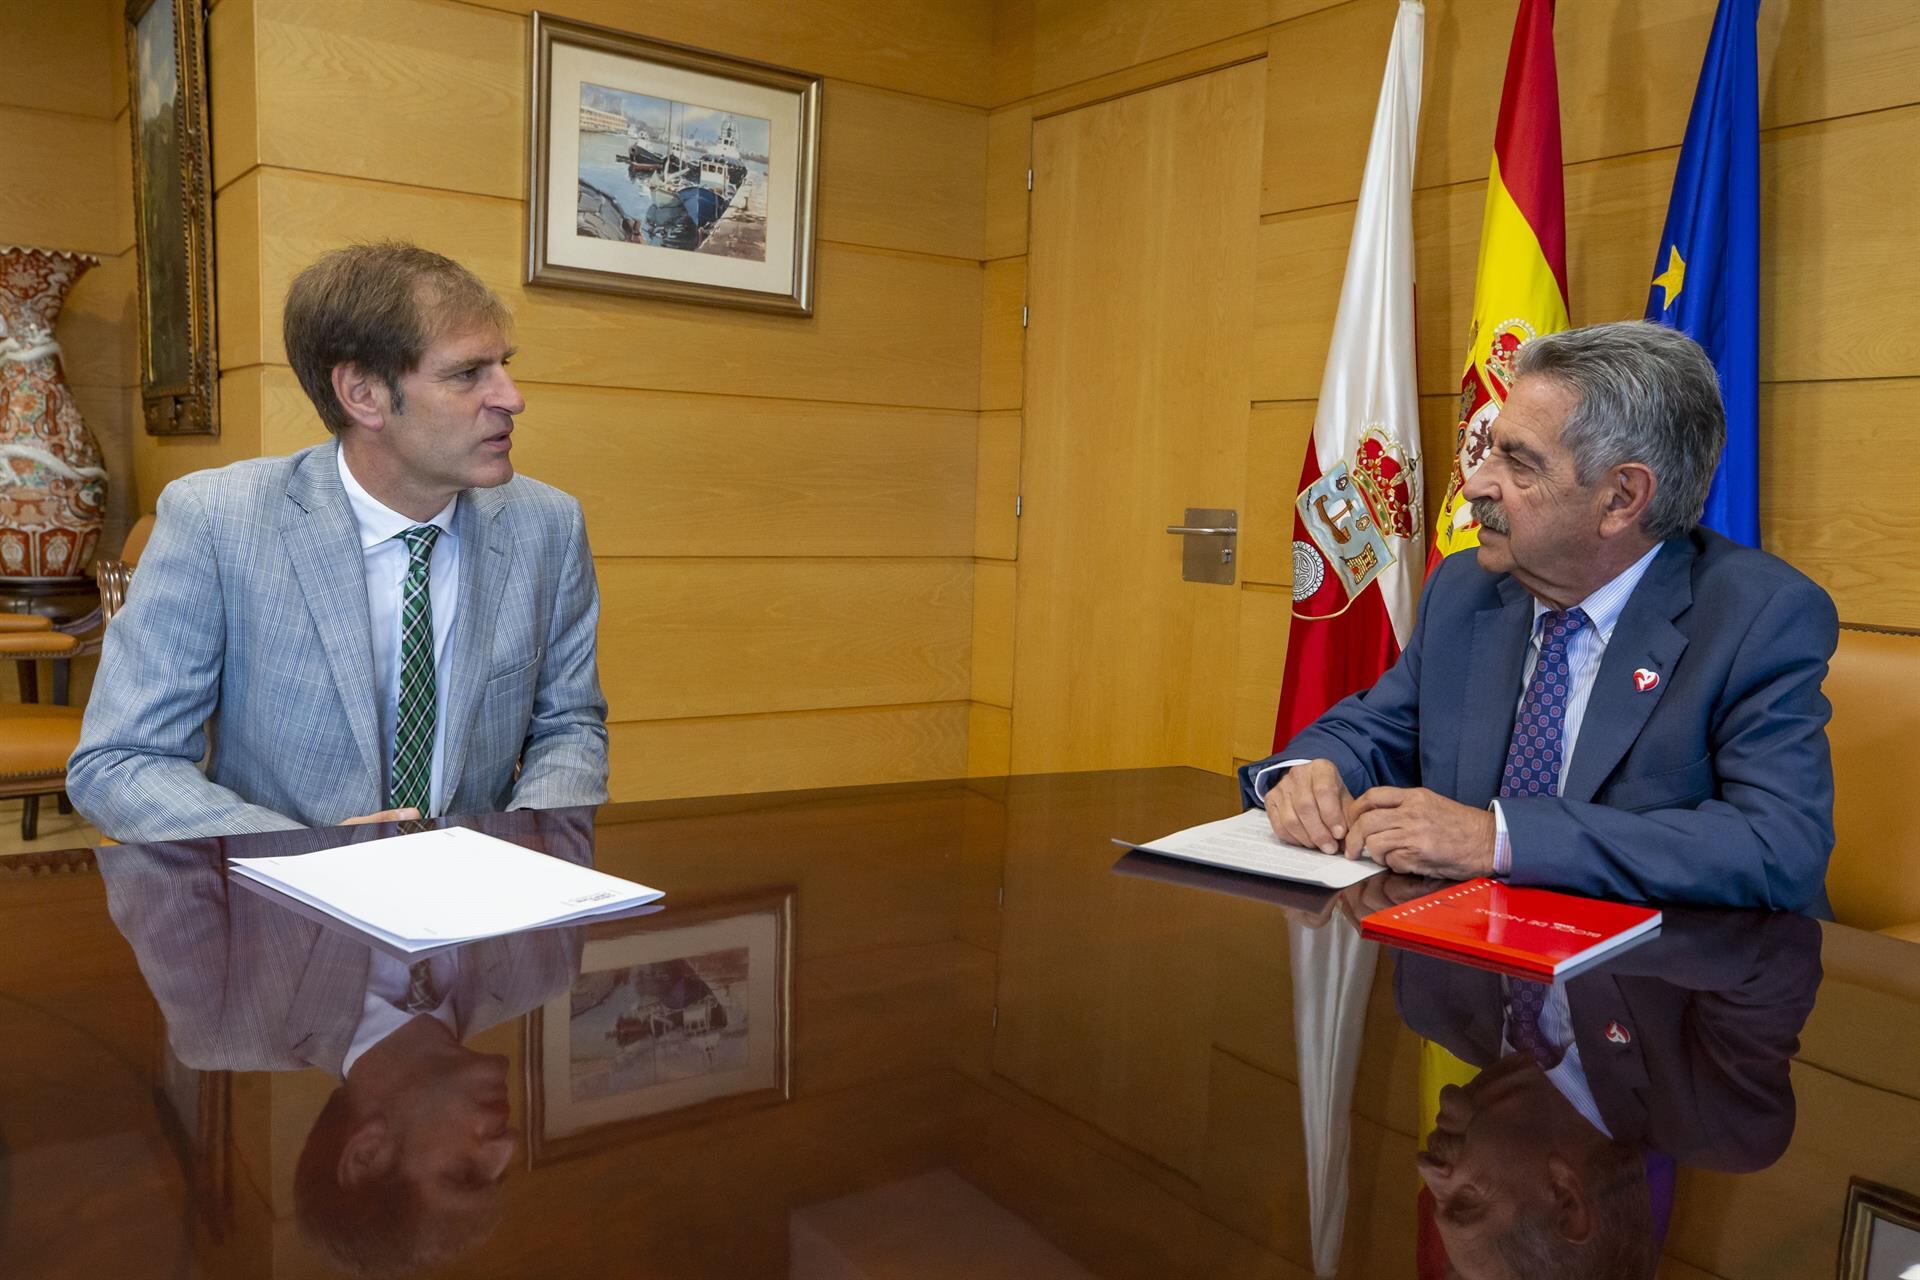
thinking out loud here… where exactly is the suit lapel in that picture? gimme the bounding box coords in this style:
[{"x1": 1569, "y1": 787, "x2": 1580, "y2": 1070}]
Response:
[
  {"x1": 284, "y1": 926, "x2": 374, "y2": 1075},
  {"x1": 1456, "y1": 578, "x2": 1536, "y2": 806},
  {"x1": 439, "y1": 486, "x2": 512, "y2": 807},
  {"x1": 1562, "y1": 539, "x2": 1694, "y2": 804},
  {"x1": 283, "y1": 444, "x2": 383, "y2": 790}
]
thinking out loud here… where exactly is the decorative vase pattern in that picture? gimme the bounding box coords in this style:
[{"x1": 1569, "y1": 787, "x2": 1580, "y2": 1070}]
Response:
[{"x1": 0, "y1": 245, "x2": 107, "y2": 579}]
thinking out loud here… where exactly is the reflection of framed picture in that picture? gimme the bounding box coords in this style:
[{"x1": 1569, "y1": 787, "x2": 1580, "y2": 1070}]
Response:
[
  {"x1": 526, "y1": 888, "x2": 794, "y2": 1164},
  {"x1": 153, "y1": 1033, "x2": 230, "y2": 1237},
  {"x1": 1840, "y1": 1178, "x2": 1920, "y2": 1280},
  {"x1": 124, "y1": 0, "x2": 218, "y2": 435},
  {"x1": 526, "y1": 13, "x2": 821, "y2": 314}
]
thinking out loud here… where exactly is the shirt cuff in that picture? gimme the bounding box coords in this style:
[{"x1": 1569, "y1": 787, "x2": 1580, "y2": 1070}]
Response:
[
  {"x1": 1251, "y1": 759, "x2": 1313, "y2": 804},
  {"x1": 1491, "y1": 800, "x2": 1511, "y2": 876}
]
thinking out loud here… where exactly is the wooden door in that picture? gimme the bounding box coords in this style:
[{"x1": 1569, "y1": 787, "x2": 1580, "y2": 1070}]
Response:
[{"x1": 1012, "y1": 62, "x2": 1265, "y2": 774}]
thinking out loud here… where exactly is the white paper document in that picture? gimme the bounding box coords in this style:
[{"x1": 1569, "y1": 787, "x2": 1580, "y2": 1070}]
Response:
[
  {"x1": 1113, "y1": 809, "x2": 1385, "y2": 888},
  {"x1": 230, "y1": 826, "x2": 663, "y2": 956}
]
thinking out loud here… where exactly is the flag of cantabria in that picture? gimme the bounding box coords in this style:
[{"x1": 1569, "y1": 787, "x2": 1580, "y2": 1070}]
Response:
[
  {"x1": 1647, "y1": 0, "x2": 1761, "y2": 547},
  {"x1": 1429, "y1": 0, "x2": 1570, "y2": 565},
  {"x1": 1271, "y1": 0, "x2": 1424, "y2": 751}
]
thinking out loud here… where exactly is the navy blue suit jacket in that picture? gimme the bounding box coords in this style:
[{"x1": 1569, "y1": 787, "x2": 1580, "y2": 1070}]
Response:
[{"x1": 1238, "y1": 529, "x2": 1838, "y2": 912}]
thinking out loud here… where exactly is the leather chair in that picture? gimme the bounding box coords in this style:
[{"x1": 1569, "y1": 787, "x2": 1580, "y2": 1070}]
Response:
[
  {"x1": 0, "y1": 515, "x2": 150, "y2": 842},
  {"x1": 0, "y1": 629, "x2": 83, "y2": 839},
  {"x1": 1822, "y1": 625, "x2": 1920, "y2": 939}
]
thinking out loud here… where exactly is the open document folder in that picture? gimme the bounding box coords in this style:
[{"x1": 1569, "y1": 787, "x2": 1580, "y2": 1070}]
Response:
[
  {"x1": 1113, "y1": 808, "x2": 1385, "y2": 889},
  {"x1": 228, "y1": 826, "x2": 663, "y2": 957}
]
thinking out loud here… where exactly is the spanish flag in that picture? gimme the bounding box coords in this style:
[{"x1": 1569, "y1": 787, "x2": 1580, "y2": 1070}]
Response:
[{"x1": 1429, "y1": 0, "x2": 1570, "y2": 563}]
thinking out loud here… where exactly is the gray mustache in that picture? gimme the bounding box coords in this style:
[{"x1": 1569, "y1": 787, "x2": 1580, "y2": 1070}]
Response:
[{"x1": 1470, "y1": 498, "x2": 1509, "y2": 534}]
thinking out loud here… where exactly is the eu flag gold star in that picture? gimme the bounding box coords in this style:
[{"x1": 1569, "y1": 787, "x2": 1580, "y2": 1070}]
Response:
[{"x1": 1653, "y1": 244, "x2": 1687, "y2": 311}]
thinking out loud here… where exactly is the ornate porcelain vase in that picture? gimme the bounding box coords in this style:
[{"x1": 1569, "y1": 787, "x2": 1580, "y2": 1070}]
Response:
[{"x1": 0, "y1": 245, "x2": 107, "y2": 579}]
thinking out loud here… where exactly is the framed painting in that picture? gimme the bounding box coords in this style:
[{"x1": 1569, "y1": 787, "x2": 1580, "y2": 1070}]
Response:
[
  {"x1": 125, "y1": 0, "x2": 218, "y2": 436},
  {"x1": 1840, "y1": 1178, "x2": 1920, "y2": 1280},
  {"x1": 525, "y1": 887, "x2": 794, "y2": 1164},
  {"x1": 526, "y1": 13, "x2": 821, "y2": 315}
]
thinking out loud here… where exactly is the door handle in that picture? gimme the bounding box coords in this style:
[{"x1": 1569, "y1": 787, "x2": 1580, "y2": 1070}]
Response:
[
  {"x1": 1165, "y1": 524, "x2": 1237, "y2": 536},
  {"x1": 1166, "y1": 508, "x2": 1237, "y2": 585}
]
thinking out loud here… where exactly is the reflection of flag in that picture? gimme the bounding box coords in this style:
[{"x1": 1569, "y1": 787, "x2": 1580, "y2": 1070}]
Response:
[
  {"x1": 1289, "y1": 916, "x2": 1380, "y2": 1277},
  {"x1": 1271, "y1": 0, "x2": 1424, "y2": 750},
  {"x1": 1646, "y1": 0, "x2": 1761, "y2": 547},
  {"x1": 1429, "y1": 0, "x2": 1570, "y2": 566}
]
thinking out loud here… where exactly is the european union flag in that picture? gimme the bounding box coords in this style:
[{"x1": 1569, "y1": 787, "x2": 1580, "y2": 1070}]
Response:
[{"x1": 1646, "y1": 0, "x2": 1761, "y2": 547}]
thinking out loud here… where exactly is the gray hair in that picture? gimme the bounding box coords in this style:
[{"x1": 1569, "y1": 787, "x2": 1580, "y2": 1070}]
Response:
[{"x1": 1512, "y1": 320, "x2": 1726, "y2": 540}]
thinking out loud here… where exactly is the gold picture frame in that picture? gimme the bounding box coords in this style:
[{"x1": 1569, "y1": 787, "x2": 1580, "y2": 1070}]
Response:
[
  {"x1": 524, "y1": 887, "x2": 794, "y2": 1165},
  {"x1": 1839, "y1": 1177, "x2": 1920, "y2": 1279},
  {"x1": 525, "y1": 12, "x2": 821, "y2": 315},
  {"x1": 125, "y1": 0, "x2": 219, "y2": 436}
]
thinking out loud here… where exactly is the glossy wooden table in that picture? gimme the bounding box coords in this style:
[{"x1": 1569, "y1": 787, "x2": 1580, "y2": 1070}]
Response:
[{"x1": 2, "y1": 769, "x2": 1916, "y2": 1279}]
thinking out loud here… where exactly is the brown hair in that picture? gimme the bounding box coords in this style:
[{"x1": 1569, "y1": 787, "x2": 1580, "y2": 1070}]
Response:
[{"x1": 283, "y1": 242, "x2": 510, "y2": 435}]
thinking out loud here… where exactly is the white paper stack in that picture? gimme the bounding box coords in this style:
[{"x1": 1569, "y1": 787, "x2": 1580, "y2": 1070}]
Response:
[
  {"x1": 229, "y1": 826, "x2": 663, "y2": 956},
  {"x1": 1113, "y1": 809, "x2": 1385, "y2": 889}
]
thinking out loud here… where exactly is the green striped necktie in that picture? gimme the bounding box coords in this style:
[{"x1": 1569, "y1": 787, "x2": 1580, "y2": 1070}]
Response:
[{"x1": 388, "y1": 525, "x2": 440, "y2": 817}]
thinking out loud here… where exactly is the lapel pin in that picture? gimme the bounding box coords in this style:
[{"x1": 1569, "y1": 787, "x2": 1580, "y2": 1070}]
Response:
[
  {"x1": 1605, "y1": 1021, "x2": 1632, "y2": 1046},
  {"x1": 1633, "y1": 668, "x2": 1660, "y2": 693}
]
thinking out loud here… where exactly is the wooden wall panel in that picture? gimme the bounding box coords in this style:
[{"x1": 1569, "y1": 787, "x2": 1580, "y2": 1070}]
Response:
[
  {"x1": 1241, "y1": 400, "x2": 1313, "y2": 586},
  {"x1": 984, "y1": 107, "x2": 1031, "y2": 259},
  {"x1": 976, "y1": 410, "x2": 1022, "y2": 559},
  {"x1": 0, "y1": 0, "x2": 117, "y2": 118},
  {"x1": 967, "y1": 703, "x2": 1013, "y2": 775},
  {"x1": 0, "y1": 106, "x2": 121, "y2": 256},
  {"x1": 1249, "y1": 204, "x2": 1351, "y2": 403},
  {"x1": 1232, "y1": 586, "x2": 1290, "y2": 764},
  {"x1": 59, "y1": 251, "x2": 139, "y2": 388},
  {"x1": 134, "y1": 370, "x2": 264, "y2": 507},
  {"x1": 462, "y1": 0, "x2": 997, "y2": 110},
  {"x1": 1261, "y1": 0, "x2": 1397, "y2": 217},
  {"x1": 820, "y1": 82, "x2": 987, "y2": 260},
  {"x1": 208, "y1": 0, "x2": 259, "y2": 192},
  {"x1": 1762, "y1": 379, "x2": 1920, "y2": 629},
  {"x1": 606, "y1": 703, "x2": 970, "y2": 802},
  {"x1": 241, "y1": 168, "x2": 983, "y2": 410},
  {"x1": 596, "y1": 558, "x2": 973, "y2": 721},
  {"x1": 1025, "y1": 0, "x2": 1276, "y2": 101},
  {"x1": 980, "y1": 256, "x2": 1027, "y2": 411},
  {"x1": 1763, "y1": 107, "x2": 1920, "y2": 383},
  {"x1": 971, "y1": 559, "x2": 1017, "y2": 709},
  {"x1": 249, "y1": 0, "x2": 522, "y2": 199},
  {"x1": 213, "y1": 168, "x2": 264, "y2": 373}
]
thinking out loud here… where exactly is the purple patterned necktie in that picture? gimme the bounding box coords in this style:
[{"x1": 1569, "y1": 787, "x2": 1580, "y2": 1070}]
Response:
[
  {"x1": 1500, "y1": 608, "x2": 1589, "y2": 800},
  {"x1": 1500, "y1": 608, "x2": 1587, "y2": 1055},
  {"x1": 1506, "y1": 976, "x2": 1563, "y2": 1068}
]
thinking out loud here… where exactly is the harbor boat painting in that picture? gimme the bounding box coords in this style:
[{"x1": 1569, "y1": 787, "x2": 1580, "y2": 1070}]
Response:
[
  {"x1": 575, "y1": 84, "x2": 771, "y2": 259},
  {"x1": 527, "y1": 14, "x2": 821, "y2": 314},
  {"x1": 525, "y1": 888, "x2": 793, "y2": 1164}
]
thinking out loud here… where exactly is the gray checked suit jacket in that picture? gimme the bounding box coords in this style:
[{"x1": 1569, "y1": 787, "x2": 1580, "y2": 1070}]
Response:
[{"x1": 69, "y1": 440, "x2": 609, "y2": 842}]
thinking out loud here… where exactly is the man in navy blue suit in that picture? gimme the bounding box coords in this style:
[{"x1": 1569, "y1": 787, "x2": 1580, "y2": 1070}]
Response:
[{"x1": 1242, "y1": 321, "x2": 1838, "y2": 911}]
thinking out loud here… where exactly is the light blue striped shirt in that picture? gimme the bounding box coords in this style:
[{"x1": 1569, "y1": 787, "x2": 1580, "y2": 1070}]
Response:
[{"x1": 1506, "y1": 976, "x2": 1611, "y2": 1136}]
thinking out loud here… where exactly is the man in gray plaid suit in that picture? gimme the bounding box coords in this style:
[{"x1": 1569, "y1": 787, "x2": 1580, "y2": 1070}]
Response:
[{"x1": 70, "y1": 243, "x2": 609, "y2": 842}]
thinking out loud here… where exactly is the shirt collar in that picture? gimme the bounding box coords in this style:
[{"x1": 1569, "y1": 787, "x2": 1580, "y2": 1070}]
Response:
[
  {"x1": 336, "y1": 443, "x2": 459, "y2": 551},
  {"x1": 1531, "y1": 540, "x2": 1664, "y2": 645}
]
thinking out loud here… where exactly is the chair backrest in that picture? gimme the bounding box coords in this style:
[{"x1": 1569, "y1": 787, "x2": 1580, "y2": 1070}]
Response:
[
  {"x1": 97, "y1": 560, "x2": 135, "y2": 626},
  {"x1": 1823, "y1": 625, "x2": 1920, "y2": 931},
  {"x1": 120, "y1": 513, "x2": 156, "y2": 566}
]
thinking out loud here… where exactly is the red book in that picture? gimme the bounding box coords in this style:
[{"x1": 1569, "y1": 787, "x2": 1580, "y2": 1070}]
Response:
[{"x1": 1360, "y1": 878, "x2": 1661, "y2": 980}]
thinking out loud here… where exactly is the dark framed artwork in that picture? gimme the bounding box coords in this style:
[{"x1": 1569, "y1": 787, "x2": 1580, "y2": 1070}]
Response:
[
  {"x1": 525, "y1": 887, "x2": 794, "y2": 1165},
  {"x1": 526, "y1": 12, "x2": 821, "y2": 315},
  {"x1": 126, "y1": 0, "x2": 218, "y2": 435},
  {"x1": 1839, "y1": 1178, "x2": 1920, "y2": 1280}
]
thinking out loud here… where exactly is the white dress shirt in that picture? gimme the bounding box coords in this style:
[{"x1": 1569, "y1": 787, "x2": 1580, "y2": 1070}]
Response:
[
  {"x1": 337, "y1": 448, "x2": 460, "y2": 816},
  {"x1": 1252, "y1": 541, "x2": 1666, "y2": 876},
  {"x1": 341, "y1": 948, "x2": 463, "y2": 1077}
]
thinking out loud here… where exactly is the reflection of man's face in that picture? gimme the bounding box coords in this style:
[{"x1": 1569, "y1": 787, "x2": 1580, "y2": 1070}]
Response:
[
  {"x1": 391, "y1": 1045, "x2": 518, "y2": 1213},
  {"x1": 1419, "y1": 1054, "x2": 1568, "y2": 1277}
]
